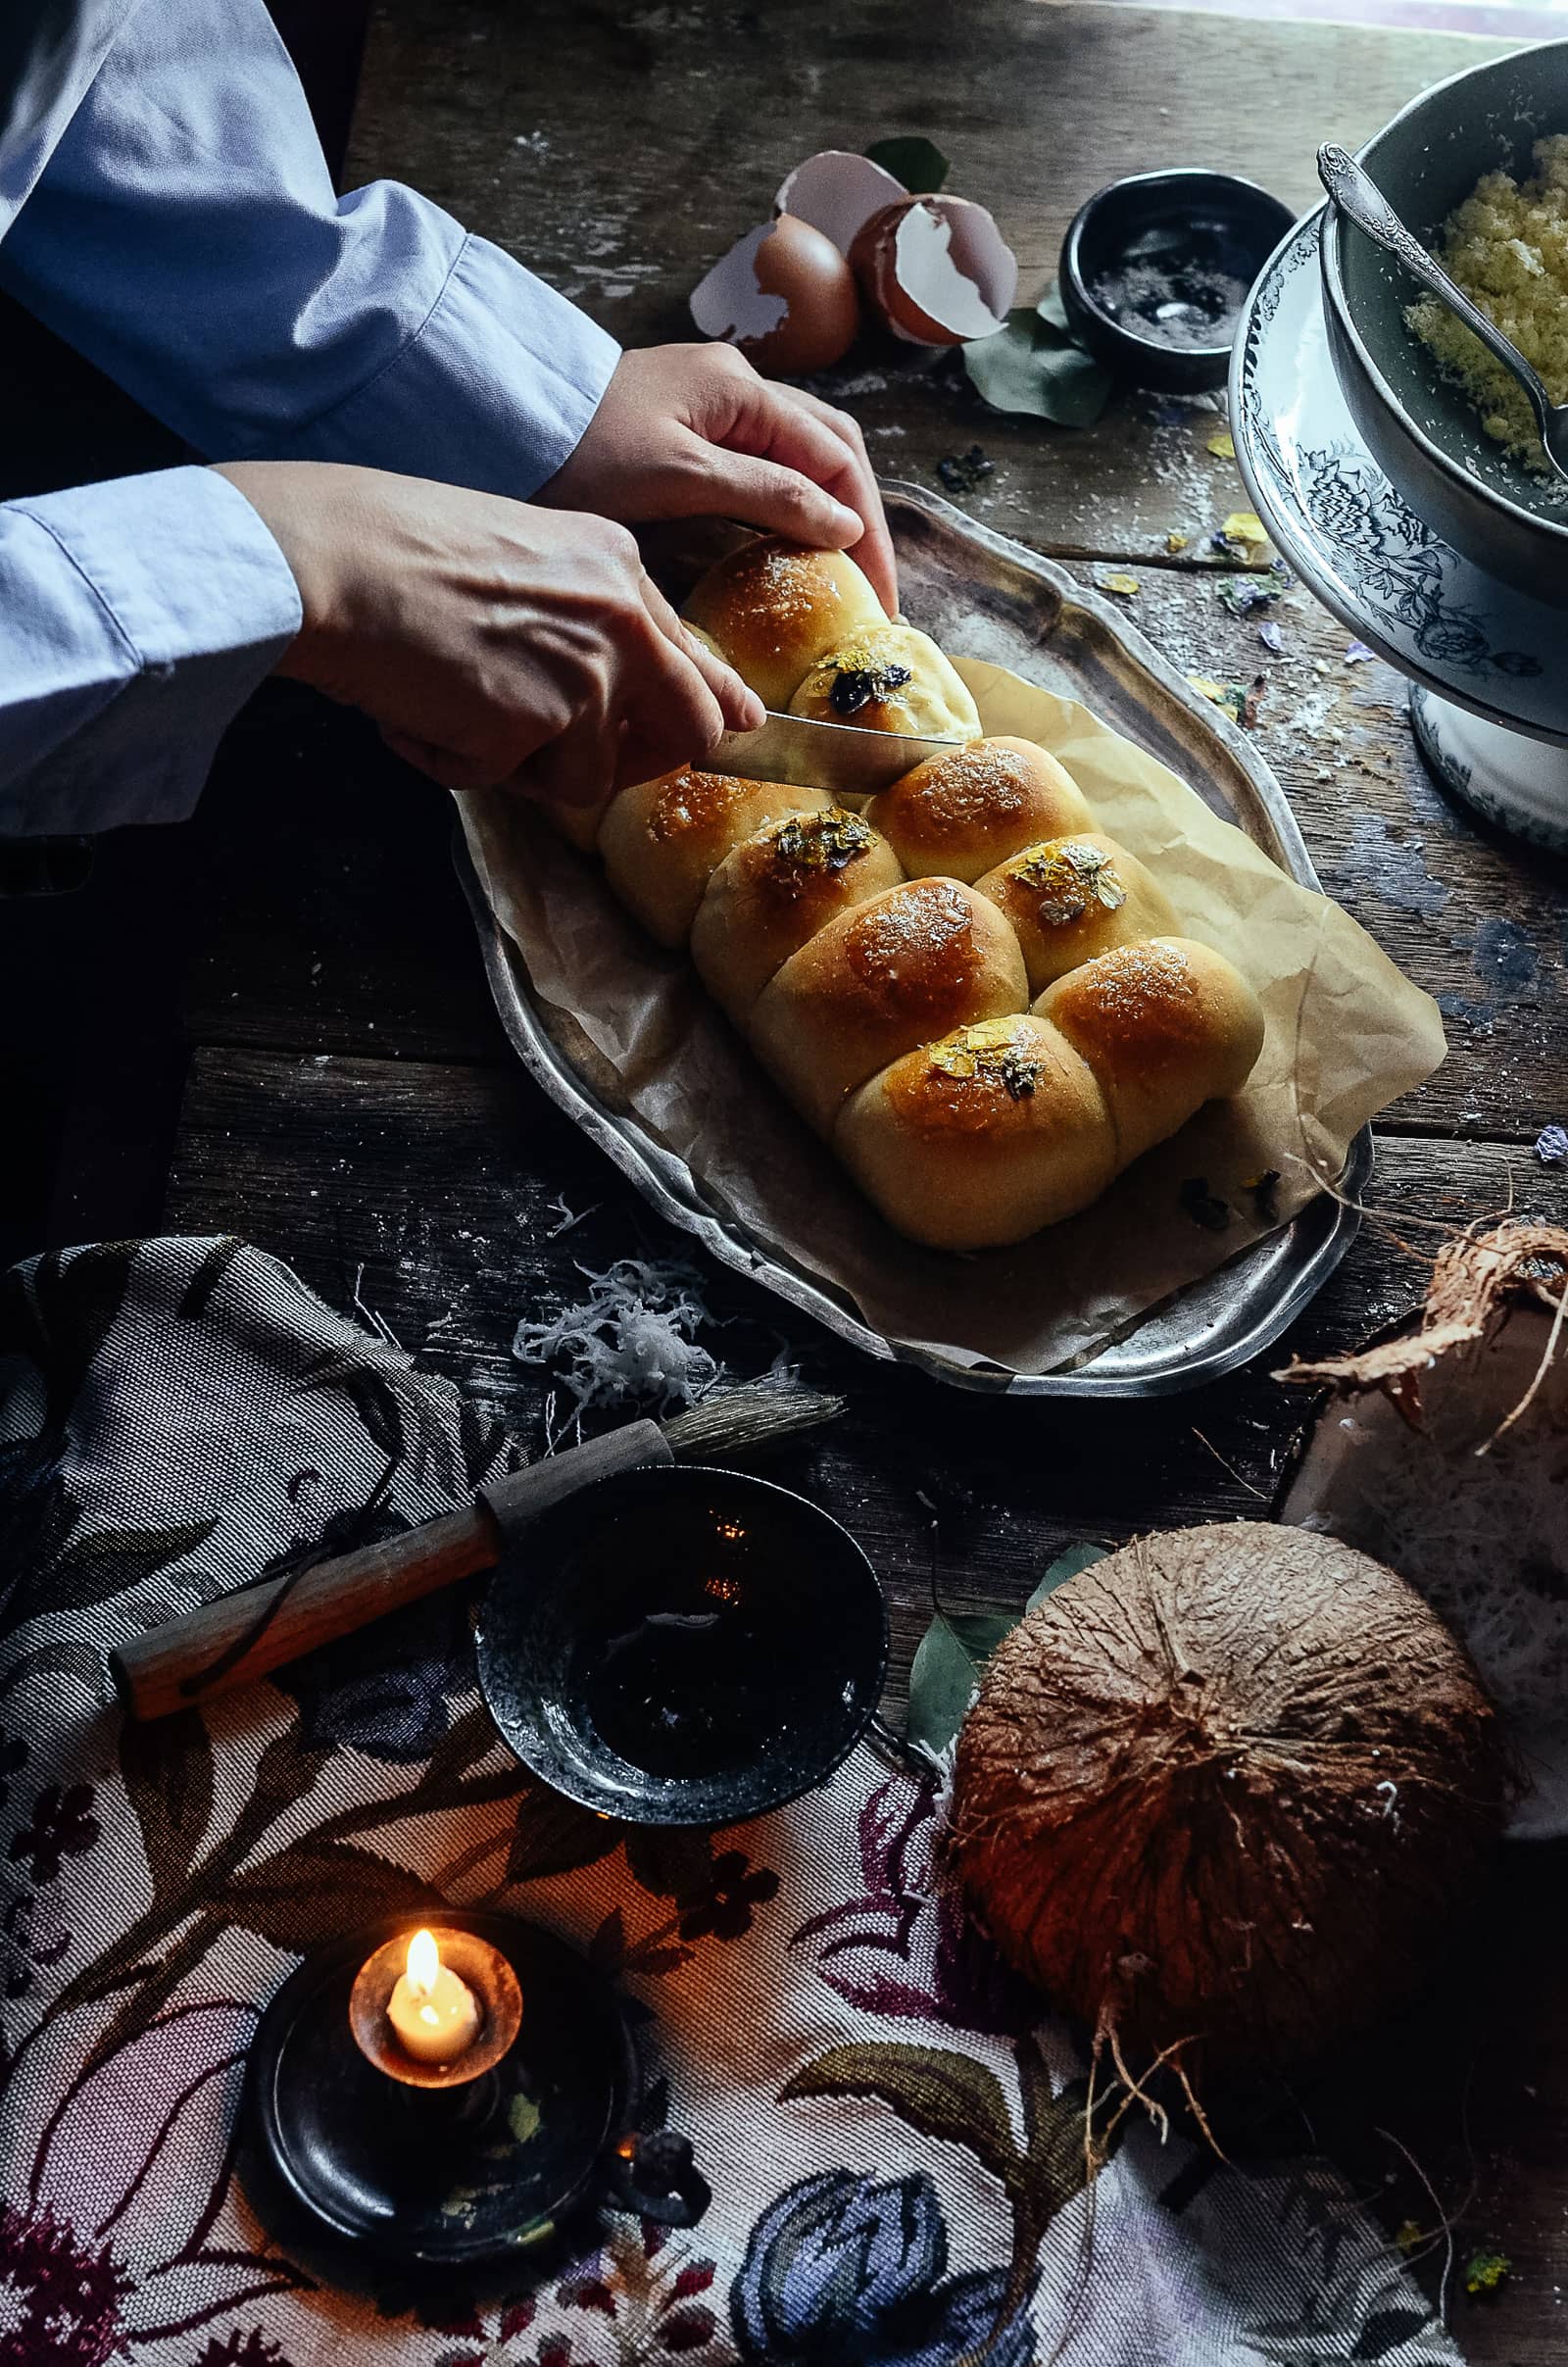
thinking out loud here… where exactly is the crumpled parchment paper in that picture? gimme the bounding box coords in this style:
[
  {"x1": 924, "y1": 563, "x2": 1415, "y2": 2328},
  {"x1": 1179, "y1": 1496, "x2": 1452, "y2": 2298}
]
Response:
[{"x1": 460, "y1": 641, "x2": 1444, "y2": 1380}]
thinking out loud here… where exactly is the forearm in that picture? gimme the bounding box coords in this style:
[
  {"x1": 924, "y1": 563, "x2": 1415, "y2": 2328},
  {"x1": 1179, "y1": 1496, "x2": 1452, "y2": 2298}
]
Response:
[
  {"x1": 0, "y1": 468, "x2": 300, "y2": 836},
  {"x1": 0, "y1": 0, "x2": 619, "y2": 497}
]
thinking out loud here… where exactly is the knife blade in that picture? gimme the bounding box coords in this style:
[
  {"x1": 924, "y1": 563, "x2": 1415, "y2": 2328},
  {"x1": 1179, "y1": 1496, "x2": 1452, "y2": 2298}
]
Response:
[{"x1": 713, "y1": 710, "x2": 966, "y2": 800}]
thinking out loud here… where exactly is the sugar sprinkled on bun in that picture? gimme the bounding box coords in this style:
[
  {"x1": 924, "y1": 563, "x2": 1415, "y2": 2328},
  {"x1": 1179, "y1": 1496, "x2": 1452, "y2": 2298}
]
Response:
[{"x1": 682, "y1": 537, "x2": 887, "y2": 712}]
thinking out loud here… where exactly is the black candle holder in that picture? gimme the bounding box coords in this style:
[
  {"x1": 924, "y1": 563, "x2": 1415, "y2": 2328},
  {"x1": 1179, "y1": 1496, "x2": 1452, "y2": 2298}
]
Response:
[{"x1": 239, "y1": 1910, "x2": 708, "y2": 2293}]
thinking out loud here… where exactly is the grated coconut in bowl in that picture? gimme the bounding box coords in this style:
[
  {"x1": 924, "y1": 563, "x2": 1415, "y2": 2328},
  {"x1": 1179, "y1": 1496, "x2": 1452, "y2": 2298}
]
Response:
[{"x1": 1406, "y1": 134, "x2": 1568, "y2": 470}]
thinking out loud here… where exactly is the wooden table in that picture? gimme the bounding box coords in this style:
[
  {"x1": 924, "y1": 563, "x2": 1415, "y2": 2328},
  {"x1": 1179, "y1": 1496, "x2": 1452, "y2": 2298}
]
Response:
[{"x1": 16, "y1": 0, "x2": 1568, "y2": 2351}]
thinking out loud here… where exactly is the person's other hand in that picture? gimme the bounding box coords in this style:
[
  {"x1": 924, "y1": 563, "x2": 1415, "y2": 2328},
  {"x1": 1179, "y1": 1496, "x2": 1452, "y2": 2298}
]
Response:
[
  {"x1": 214, "y1": 460, "x2": 762, "y2": 805},
  {"x1": 540, "y1": 344, "x2": 898, "y2": 617}
]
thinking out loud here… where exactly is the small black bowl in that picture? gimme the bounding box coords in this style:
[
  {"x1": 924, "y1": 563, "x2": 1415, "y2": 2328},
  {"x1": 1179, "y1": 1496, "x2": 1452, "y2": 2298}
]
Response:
[
  {"x1": 1060, "y1": 169, "x2": 1296, "y2": 393},
  {"x1": 473, "y1": 1464, "x2": 887, "y2": 1828}
]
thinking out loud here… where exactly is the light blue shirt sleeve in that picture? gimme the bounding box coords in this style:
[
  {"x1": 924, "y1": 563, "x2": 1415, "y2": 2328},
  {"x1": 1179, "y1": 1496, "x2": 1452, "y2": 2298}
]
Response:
[
  {"x1": 0, "y1": 468, "x2": 301, "y2": 834},
  {"x1": 0, "y1": 0, "x2": 621, "y2": 834}
]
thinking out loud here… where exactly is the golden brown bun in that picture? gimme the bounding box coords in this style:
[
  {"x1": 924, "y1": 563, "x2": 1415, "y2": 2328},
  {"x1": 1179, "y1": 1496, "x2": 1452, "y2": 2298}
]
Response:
[
  {"x1": 1034, "y1": 936, "x2": 1264, "y2": 1163},
  {"x1": 600, "y1": 768, "x2": 831, "y2": 948},
  {"x1": 682, "y1": 539, "x2": 886, "y2": 711},
  {"x1": 548, "y1": 789, "x2": 616, "y2": 855},
  {"x1": 975, "y1": 832, "x2": 1181, "y2": 996},
  {"x1": 750, "y1": 877, "x2": 1028, "y2": 1134},
  {"x1": 691, "y1": 808, "x2": 906, "y2": 1027},
  {"x1": 787, "y1": 624, "x2": 982, "y2": 744},
  {"x1": 866, "y1": 736, "x2": 1094, "y2": 882},
  {"x1": 836, "y1": 1015, "x2": 1117, "y2": 1250}
]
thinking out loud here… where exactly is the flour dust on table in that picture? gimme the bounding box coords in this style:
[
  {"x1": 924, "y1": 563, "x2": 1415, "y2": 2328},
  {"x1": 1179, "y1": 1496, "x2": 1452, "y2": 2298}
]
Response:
[{"x1": 0, "y1": 1239, "x2": 1458, "y2": 2364}]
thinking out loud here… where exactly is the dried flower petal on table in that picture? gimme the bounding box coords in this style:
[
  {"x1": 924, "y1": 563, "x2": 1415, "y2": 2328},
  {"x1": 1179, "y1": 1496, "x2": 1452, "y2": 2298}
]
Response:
[
  {"x1": 1100, "y1": 571, "x2": 1141, "y2": 597},
  {"x1": 936, "y1": 444, "x2": 994, "y2": 494},
  {"x1": 1345, "y1": 639, "x2": 1375, "y2": 664},
  {"x1": 1243, "y1": 1167, "x2": 1282, "y2": 1222},
  {"x1": 1464, "y1": 2252, "x2": 1511, "y2": 2297},
  {"x1": 1536, "y1": 1123, "x2": 1568, "y2": 1164},
  {"x1": 1188, "y1": 673, "x2": 1266, "y2": 729},
  {"x1": 1221, "y1": 510, "x2": 1269, "y2": 547},
  {"x1": 1164, "y1": 530, "x2": 1189, "y2": 553},
  {"x1": 1258, "y1": 620, "x2": 1284, "y2": 654},
  {"x1": 1206, "y1": 427, "x2": 1236, "y2": 458},
  {"x1": 1215, "y1": 574, "x2": 1279, "y2": 617},
  {"x1": 1179, "y1": 1176, "x2": 1233, "y2": 1230}
]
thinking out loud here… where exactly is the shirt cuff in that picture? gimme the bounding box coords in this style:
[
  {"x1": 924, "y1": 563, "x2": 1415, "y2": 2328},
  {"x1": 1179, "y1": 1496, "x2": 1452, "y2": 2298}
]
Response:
[
  {"x1": 262, "y1": 231, "x2": 622, "y2": 498},
  {"x1": 2, "y1": 467, "x2": 301, "y2": 835}
]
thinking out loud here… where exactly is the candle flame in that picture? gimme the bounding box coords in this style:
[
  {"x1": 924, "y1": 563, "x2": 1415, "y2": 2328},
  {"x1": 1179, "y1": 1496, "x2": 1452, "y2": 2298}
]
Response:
[{"x1": 407, "y1": 1928, "x2": 440, "y2": 1997}]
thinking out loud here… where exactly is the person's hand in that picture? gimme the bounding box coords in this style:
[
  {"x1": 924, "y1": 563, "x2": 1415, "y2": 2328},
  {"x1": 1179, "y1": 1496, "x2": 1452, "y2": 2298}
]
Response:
[
  {"x1": 214, "y1": 460, "x2": 762, "y2": 804},
  {"x1": 540, "y1": 344, "x2": 898, "y2": 617}
]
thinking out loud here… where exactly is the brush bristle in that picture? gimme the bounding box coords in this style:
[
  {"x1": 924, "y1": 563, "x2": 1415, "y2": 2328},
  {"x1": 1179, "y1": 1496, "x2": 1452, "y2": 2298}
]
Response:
[{"x1": 661, "y1": 1385, "x2": 844, "y2": 1460}]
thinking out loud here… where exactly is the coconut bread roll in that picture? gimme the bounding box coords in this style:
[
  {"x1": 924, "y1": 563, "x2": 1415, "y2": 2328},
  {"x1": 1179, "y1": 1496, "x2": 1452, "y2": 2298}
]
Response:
[
  {"x1": 682, "y1": 538, "x2": 888, "y2": 712},
  {"x1": 836, "y1": 1014, "x2": 1118, "y2": 1250},
  {"x1": 975, "y1": 832, "x2": 1180, "y2": 996},
  {"x1": 866, "y1": 736, "x2": 1094, "y2": 883},
  {"x1": 787, "y1": 623, "x2": 982, "y2": 746},
  {"x1": 1035, "y1": 937, "x2": 1265, "y2": 1165},
  {"x1": 750, "y1": 876, "x2": 1028, "y2": 1135},
  {"x1": 567, "y1": 536, "x2": 1267, "y2": 1252},
  {"x1": 691, "y1": 807, "x2": 906, "y2": 1028},
  {"x1": 599, "y1": 768, "x2": 832, "y2": 947},
  {"x1": 546, "y1": 626, "x2": 732, "y2": 857}
]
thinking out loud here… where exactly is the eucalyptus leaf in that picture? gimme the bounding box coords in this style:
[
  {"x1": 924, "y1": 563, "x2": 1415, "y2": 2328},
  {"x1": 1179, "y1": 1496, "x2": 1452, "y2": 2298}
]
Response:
[
  {"x1": 906, "y1": 1613, "x2": 986, "y2": 1759},
  {"x1": 864, "y1": 135, "x2": 949, "y2": 194},
  {"x1": 906, "y1": 1543, "x2": 1110, "y2": 1756},
  {"x1": 1036, "y1": 277, "x2": 1070, "y2": 331},
  {"x1": 1025, "y1": 1542, "x2": 1110, "y2": 1611},
  {"x1": 963, "y1": 309, "x2": 1113, "y2": 427}
]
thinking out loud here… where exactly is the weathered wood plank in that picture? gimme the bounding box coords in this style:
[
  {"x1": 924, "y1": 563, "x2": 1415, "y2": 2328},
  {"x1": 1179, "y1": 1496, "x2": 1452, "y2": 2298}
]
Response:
[
  {"x1": 348, "y1": 0, "x2": 1517, "y2": 565},
  {"x1": 162, "y1": 1042, "x2": 1567, "y2": 1664}
]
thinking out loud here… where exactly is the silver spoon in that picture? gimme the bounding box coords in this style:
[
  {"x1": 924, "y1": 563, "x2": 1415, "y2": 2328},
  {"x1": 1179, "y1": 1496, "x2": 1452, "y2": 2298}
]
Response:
[{"x1": 1317, "y1": 141, "x2": 1568, "y2": 487}]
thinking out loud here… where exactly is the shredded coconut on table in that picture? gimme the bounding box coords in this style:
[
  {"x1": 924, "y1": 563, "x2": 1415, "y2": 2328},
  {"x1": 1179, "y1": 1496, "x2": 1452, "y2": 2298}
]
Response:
[
  {"x1": 513, "y1": 1257, "x2": 720, "y2": 1414},
  {"x1": 512, "y1": 1254, "x2": 799, "y2": 1422}
]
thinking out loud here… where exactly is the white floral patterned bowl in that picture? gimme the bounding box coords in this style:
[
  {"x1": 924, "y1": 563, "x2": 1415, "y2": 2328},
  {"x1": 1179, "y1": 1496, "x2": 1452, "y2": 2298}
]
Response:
[{"x1": 1321, "y1": 40, "x2": 1568, "y2": 603}]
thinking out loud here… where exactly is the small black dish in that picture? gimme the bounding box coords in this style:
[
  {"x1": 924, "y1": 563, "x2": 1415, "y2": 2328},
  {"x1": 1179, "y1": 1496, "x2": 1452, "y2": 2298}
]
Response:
[
  {"x1": 1060, "y1": 169, "x2": 1296, "y2": 393},
  {"x1": 474, "y1": 1463, "x2": 887, "y2": 1828}
]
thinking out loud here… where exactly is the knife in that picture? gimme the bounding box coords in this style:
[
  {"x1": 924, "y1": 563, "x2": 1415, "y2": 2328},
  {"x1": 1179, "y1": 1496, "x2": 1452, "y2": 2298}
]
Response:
[{"x1": 714, "y1": 710, "x2": 966, "y2": 800}]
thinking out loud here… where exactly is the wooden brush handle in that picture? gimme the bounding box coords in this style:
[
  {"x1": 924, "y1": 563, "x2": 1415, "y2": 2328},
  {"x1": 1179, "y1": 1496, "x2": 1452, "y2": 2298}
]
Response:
[
  {"x1": 111, "y1": 1418, "x2": 671, "y2": 1722},
  {"x1": 110, "y1": 1504, "x2": 502, "y2": 1723}
]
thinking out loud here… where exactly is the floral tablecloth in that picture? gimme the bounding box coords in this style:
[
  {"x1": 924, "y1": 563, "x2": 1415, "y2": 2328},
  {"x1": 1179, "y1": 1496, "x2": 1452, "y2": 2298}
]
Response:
[{"x1": 0, "y1": 1238, "x2": 1462, "y2": 2367}]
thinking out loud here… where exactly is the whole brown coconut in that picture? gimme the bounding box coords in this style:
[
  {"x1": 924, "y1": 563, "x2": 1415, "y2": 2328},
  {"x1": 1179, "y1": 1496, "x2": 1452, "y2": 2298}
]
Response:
[{"x1": 951, "y1": 1522, "x2": 1507, "y2": 2074}]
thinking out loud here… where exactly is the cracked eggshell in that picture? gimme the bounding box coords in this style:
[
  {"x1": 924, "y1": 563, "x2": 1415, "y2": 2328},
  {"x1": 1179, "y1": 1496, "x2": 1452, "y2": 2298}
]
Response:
[
  {"x1": 773, "y1": 149, "x2": 910, "y2": 257},
  {"x1": 850, "y1": 194, "x2": 1018, "y2": 346},
  {"x1": 689, "y1": 213, "x2": 860, "y2": 377}
]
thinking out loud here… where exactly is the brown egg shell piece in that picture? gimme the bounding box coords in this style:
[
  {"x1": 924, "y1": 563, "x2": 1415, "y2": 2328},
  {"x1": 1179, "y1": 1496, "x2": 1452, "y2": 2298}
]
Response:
[
  {"x1": 772, "y1": 149, "x2": 910, "y2": 258},
  {"x1": 689, "y1": 216, "x2": 860, "y2": 376},
  {"x1": 850, "y1": 195, "x2": 1018, "y2": 346}
]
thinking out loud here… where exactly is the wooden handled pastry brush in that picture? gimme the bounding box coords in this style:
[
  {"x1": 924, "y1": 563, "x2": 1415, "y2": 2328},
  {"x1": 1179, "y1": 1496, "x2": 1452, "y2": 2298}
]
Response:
[{"x1": 111, "y1": 1384, "x2": 843, "y2": 1724}]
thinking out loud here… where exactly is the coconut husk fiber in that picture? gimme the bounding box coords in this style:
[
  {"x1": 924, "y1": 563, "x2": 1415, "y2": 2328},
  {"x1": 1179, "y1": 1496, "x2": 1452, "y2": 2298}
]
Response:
[{"x1": 951, "y1": 1522, "x2": 1509, "y2": 2078}]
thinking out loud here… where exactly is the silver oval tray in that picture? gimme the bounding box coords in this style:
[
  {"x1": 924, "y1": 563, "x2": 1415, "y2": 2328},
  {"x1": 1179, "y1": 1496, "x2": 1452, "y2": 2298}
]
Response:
[{"x1": 457, "y1": 482, "x2": 1369, "y2": 1398}]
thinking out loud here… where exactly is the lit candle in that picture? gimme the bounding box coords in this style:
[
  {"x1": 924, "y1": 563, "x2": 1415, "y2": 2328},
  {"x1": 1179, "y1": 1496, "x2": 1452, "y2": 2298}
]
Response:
[{"x1": 386, "y1": 1928, "x2": 481, "y2": 2066}]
